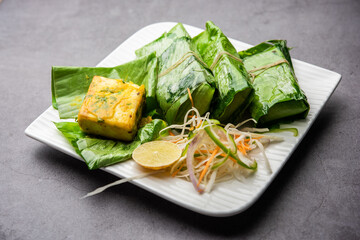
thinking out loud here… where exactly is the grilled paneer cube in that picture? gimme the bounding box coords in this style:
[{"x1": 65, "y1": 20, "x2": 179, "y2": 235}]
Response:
[{"x1": 77, "y1": 76, "x2": 145, "y2": 141}]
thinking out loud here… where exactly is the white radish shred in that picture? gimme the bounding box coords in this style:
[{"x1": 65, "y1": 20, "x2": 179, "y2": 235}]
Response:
[
  {"x1": 81, "y1": 170, "x2": 164, "y2": 199},
  {"x1": 205, "y1": 169, "x2": 218, "y2": 193},
  {"x1": 254, "y1": 139, "x2": 272, "y2": 174},
  {"x1": 241, "y1": 127, "x2": 269, "y2": 133}
]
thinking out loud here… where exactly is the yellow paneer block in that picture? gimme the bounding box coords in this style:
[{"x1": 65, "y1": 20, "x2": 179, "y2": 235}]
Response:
[{"x1": 78, "y1": 76, "x2": 145, "y2": 141}]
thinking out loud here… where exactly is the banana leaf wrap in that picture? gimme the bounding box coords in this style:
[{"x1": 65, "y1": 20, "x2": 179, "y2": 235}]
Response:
[
  {"x1": 54, "y1": 119, "x2": 167, "y2": 170},
  {"x1": 238, "y1": 40, "x2": 309, "y2": 126},
  {"x1": 193, "y1": 21, "x2": 253, "y2": 123},
  {"x1": 52, "y1": 53, "x2": 158, "y2": 119},
  {"x1": 135, "y1": 23, "x2": 190, "y2": 58},
  {"x1": 156, "y1": 36, "x2": 215, "y2": 124}
]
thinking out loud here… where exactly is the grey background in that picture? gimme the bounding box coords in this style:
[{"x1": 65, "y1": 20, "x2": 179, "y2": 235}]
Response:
[{"x1": 1, "y1": 0, "x2": 359, "y2": 239}]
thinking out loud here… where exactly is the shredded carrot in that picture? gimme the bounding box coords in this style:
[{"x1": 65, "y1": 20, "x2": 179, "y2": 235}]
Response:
[
  {"x1": 229, "y1": 156, "x2": 237, "y2": 163},
  {"x1": 168, "y1": 130, "x2": 175, "y2": 136},
  {"x1": 195, "y1": 149, "x2": 210, "y2": 154},
  {"x1": 241, "y1": 141, "x2": 252, "y2": 150},
  {"x1": 171, "y1": 138, "x2": 183, "y2": 143},
  {"x1": 218, "y1": 153, "x2": 237, "y2": 163},
  {"x1": 197, "y1": 147, "x2": 220, "y2": 187},
  {"x1": 237, "y1": 145, "x2": 247, "y2": 155},
  {"x1": 244, "y1": 136, "x2": 263, "y2": 142},
  {"x1": 187, "y1": 88, "x2": 194, "y2": 108},
  {"x1": 172, "y1": 161, "x2": 185, "y2": 177},
  {"x1": 196, "y1": 120, "x2": 203, "y2": 128}
]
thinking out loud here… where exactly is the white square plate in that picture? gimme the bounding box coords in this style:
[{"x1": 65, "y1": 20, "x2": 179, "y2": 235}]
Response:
[{"x1": 25, "y1": 22, "x2": 341, "y2": 217}]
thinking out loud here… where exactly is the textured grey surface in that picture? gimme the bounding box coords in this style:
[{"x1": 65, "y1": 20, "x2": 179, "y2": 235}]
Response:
[{"x1": 1, "y1": 0, "x2": 359, "y2": 239}]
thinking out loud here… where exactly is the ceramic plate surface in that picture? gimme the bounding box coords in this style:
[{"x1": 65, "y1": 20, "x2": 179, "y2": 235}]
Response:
[{"x1": 25, "y1": 22, "x2": 341, "y2": 217}]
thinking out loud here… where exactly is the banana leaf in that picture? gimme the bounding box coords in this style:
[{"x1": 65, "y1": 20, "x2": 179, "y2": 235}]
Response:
[
  {"x1": 54, "y1": 119, "x2": 167, "y2": 170},
  {"x1": 192, "y1": 21, "x2": 253, "y2": 123},
  {"x1": 156, "y1": 36, "x2": 215, "y2": 124},
  {"x1": 52, "y1": 53, "x2": 158, "y2": 119},
  {"x1": 135, "y1": 23, "x2": 190, "y2": 58},
  {"x1": 238, "y1": 40, "x2": 309, "y2": 126}
]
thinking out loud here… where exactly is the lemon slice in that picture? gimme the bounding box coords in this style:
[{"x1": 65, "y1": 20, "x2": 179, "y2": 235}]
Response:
[{"x1": 132, "y1": 141, "x2": 182, "y2": 170}]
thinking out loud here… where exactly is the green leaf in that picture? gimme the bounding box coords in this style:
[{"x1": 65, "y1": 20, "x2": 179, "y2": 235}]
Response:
[
  {"x1": 52, "y1": 53, "x2": 158, "y2": 119},
  {"x1": 193, "y1": 21, "x2": 253, "y2": 123},
  {"x1": 135, "y1": 23, "x2": 216, "y2": 124},
  {"x1": 239, "y1": 40, "x2": 310, "y2": 126},
  {"x1": 54, "y1": 119, "x2": 167, "y2": 170},
  {"x1": 156, "y1": 37, "x2": 215, "y2": 123},
  {"x1": 135, "y1": 23, "x2": 191, "y2": 58}
]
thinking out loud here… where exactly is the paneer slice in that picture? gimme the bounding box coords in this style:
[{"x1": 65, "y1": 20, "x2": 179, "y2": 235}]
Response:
[{"x1": 77, "y1": 76, "x2": 145, "y2": 141}]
